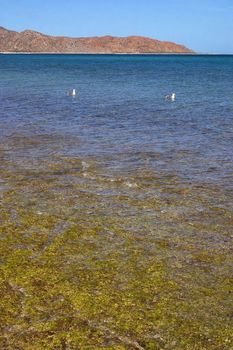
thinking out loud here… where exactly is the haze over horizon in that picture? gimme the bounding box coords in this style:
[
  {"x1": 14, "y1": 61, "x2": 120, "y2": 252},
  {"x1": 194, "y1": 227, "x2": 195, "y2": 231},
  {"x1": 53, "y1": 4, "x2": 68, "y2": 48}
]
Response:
[{"x1": 1, "y1": 0, "x2": 233, "y2": 54}]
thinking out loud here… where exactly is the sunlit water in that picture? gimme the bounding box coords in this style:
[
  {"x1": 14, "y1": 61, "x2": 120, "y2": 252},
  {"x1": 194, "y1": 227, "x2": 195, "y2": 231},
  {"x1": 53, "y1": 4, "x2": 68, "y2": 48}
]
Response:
[{"x1": 0, "y1": 54, "x2": 232, "y2": 349}]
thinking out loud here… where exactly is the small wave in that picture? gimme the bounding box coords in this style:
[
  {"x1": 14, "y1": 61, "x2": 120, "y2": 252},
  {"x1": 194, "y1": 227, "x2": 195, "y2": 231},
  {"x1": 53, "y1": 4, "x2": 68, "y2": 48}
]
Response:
[
  {"x1": 81, "y1": 161, "x2": 90, "y2": 171},
  {"x1": 124, "y1": 181, "x2": 138, "y2": 188}
]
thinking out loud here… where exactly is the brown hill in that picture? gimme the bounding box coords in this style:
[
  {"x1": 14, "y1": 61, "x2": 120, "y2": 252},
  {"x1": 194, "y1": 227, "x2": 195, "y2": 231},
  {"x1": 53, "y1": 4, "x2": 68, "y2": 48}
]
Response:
[{"x1": 0, "y1": 26, "x2": 194, "y2": 54}]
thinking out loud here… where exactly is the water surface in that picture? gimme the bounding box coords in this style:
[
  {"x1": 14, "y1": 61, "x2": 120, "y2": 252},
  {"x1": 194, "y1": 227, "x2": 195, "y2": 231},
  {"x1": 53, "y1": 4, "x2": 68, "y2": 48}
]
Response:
[{"x1": 0, "y1": 54, "x2": 232, "y2": 349}]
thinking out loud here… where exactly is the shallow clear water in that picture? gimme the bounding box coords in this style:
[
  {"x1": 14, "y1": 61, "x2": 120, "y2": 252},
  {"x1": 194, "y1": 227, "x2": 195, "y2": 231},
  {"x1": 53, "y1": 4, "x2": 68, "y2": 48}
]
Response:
[{"x1": 0, "y1": 54, "x2": 233, "y2": 349}]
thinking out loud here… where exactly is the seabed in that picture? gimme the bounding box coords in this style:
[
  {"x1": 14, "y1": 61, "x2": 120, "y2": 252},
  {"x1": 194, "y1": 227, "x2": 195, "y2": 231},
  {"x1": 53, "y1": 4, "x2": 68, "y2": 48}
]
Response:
[{"x1": 0, "y1": 136, "x2": 232, "y2": 349}]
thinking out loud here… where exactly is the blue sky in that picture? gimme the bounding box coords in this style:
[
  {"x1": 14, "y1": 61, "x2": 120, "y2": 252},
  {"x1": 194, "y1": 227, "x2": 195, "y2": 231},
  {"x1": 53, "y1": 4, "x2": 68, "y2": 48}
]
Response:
[{"x1": 1, "y1": 0, "x2": 233, "y2": 53}]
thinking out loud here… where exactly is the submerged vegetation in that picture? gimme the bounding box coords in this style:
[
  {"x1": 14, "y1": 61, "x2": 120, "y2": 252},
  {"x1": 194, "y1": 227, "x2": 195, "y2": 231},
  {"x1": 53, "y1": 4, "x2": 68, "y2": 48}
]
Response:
[{"x1": 0, "y1": 140, "x2": 233, "y2": 349}]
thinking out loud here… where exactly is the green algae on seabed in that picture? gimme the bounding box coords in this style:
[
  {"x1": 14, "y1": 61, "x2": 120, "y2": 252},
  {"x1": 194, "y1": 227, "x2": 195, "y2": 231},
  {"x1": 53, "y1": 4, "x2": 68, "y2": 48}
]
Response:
[{"x1": 0, "y1": 152, "x2": 233, "y2": 349}]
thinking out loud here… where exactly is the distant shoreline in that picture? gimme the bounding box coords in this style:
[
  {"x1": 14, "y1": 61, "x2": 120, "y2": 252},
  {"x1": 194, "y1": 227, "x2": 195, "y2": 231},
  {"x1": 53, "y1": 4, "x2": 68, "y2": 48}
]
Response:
[
  {"x1": 0, "y1": 52, "x2": 232, "y2": 55},
  {"x1": 0, "y1": 52, "x2": 197, "y2": 55}
]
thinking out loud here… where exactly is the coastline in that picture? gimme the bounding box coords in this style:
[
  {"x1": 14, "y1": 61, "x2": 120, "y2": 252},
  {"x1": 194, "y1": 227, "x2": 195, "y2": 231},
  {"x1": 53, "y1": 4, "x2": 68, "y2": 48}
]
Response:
[
  {"x1": 0, "y1": 51, "x2": 197, "y2": 55},
  {"x1": 1, "y1": 51, "x2": 233, "y2": 55}
]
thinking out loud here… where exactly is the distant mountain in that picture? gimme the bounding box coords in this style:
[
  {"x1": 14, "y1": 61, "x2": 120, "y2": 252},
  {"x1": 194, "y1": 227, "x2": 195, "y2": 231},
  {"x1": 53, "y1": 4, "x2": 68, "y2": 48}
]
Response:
[{"x1": 0, "y1": 26, "x2": 194, "y2": 54}]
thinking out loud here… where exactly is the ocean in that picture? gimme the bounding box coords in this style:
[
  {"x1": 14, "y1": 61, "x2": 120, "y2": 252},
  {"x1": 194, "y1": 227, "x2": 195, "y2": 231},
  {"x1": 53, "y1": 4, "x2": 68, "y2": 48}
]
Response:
[
  {"x1": 1, "y1": 54, "x2": 233, "y2": 186},
  {"x1": 0, "y1": 54, "x2": 233, "y2": 349}
]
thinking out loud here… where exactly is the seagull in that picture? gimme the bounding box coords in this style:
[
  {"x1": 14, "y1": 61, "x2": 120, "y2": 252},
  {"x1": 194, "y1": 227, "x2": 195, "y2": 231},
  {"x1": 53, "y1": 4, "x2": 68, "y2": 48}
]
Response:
[
  {"x1": 68, "y1": 89, "x2": 77, "y2": 97},
  {"x1": 165, "y1": 93, "x2": 176, "y2": 101}
]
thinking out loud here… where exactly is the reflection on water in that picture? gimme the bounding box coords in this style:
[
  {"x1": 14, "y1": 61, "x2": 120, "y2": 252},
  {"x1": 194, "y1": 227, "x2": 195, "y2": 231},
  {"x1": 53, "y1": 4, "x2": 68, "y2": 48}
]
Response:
[{"x1": 0, "y1": 55, "x2": 233, "y2": 349}]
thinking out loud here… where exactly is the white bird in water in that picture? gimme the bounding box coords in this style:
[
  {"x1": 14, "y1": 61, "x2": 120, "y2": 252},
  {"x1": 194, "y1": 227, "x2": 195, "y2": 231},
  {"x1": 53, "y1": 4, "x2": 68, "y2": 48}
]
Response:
[
  {"x1": 68, "y1": 88, "x2": 77, "y2": 97},
  {"x1": 165, "y1": 93, "x2": 176, "y2": 101}
]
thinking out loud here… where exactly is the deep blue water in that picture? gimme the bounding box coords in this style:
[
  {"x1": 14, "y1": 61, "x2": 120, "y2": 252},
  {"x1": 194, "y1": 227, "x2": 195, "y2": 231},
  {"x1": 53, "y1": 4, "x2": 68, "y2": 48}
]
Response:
[{"x1": 0, "y1": 54, "x2": 233, "y2": 187}]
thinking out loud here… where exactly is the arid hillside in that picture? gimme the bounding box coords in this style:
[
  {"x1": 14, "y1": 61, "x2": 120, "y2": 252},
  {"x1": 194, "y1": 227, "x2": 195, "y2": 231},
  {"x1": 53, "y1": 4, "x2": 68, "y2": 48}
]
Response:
[{"x1": 0, "y1": 26, "x2": 194, "y2": 53}]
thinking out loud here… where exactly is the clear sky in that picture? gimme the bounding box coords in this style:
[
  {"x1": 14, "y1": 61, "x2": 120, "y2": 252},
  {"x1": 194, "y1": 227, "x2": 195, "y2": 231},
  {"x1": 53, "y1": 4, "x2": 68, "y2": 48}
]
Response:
[{"x1": 1, "y1": 0, "x2": 233, "y2": 53}]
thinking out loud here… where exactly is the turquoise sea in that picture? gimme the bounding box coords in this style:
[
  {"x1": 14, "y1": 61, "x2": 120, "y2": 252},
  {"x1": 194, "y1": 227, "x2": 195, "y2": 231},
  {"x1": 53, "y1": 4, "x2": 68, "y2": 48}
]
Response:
[{"x1": 0, "y1": 54, "x2": 233, "y2": 349}]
